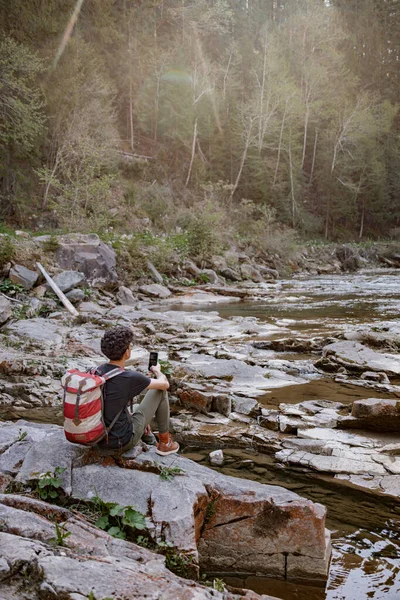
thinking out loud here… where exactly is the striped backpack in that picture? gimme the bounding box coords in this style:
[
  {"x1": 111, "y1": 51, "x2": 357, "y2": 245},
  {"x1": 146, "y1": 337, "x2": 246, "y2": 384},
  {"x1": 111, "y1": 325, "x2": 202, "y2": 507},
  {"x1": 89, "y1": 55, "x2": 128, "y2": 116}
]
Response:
[{"x1": 61, "y1": 367, "x2": 124, "y2": 446}]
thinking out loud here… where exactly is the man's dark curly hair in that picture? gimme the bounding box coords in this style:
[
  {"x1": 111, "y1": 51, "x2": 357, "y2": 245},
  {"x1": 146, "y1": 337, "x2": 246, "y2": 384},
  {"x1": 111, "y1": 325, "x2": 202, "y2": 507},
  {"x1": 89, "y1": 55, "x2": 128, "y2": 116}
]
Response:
[{"x1": 101, "y1": 326, "x2": 134, "y2": 361}]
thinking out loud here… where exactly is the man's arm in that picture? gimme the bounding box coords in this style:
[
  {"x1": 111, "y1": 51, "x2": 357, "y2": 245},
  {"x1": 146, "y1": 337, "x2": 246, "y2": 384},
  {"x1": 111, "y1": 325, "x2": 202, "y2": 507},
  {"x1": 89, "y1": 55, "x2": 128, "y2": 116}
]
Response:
[{"x1": 146, "y1": 364, "x2": 170, "y2": 391}]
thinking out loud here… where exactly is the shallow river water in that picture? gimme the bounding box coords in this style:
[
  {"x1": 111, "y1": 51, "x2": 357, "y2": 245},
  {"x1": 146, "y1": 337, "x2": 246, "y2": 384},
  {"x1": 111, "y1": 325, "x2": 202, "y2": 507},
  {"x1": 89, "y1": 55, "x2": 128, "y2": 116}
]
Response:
[{"x1": 192, "y1": 270, "x2": 400, "y2": 600}]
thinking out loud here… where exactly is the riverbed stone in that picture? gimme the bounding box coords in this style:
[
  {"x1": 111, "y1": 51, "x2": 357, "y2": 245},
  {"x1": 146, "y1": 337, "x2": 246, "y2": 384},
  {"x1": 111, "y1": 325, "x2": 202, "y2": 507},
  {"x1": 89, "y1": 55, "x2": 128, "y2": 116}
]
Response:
[
  {"x1": 116, "y1": 285, "x2": 136, "y2": 305},
  {"x1": 209, "y1": 449, "x2": 224, "y2": 466},
  {"x1": 200, "y1": 269, "x2": 219, "y2": 285},
  {"x1": 0, "y1": 295, "x2": 11, "y2": 325},
  {"x1": 65, "y1": 288, "x2": 85, "y2": 303},
  {"x1": 139, "y1": 283, "x2": 172, "y2": 298},
  {"x1": 322, "y1": 341, "x2": 400, "y2": 376},
  {"x1": 338, "y1": 398, "x2": 400, "y2": 433},
  {"x1": 3, "y1": 318, "x2": 67, "y2": 350},
  {"x1": 52, "y1": 270, "x2": 86, "y2": 293},
  {"x1": 240, "y1": 263, "x2": 263, "y2": 282},
  {"x1": 9, "y1": 264, "x2": 38, "y2": 290}
]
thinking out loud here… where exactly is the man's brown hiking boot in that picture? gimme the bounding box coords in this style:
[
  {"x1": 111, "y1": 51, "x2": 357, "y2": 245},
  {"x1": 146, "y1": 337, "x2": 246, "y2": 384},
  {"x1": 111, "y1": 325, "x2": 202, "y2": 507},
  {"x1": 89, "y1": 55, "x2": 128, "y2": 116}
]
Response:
[{"x1": 156, "y1": 432, "x2": 179, "y2": 456}]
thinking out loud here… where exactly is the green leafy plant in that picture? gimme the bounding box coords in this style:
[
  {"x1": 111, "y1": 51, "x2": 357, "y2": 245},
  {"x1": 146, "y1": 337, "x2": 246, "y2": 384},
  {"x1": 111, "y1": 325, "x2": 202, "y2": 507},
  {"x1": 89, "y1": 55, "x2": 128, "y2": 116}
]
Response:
[
  {"x1": 12, "y1": 303, "x2": 29, "y2": 320},
  {"x1": 31, "y1": 466, "x2": 66, "y2": 501},
  {"x1": 161, "y1": 543, "x2": 195, "y2": 578},
  {"x1": 159, "y1": 360, "x2": 173, "y2": 376},
  {"x1": 0, "y1": 237, "x2": 15, "y2": 268},
  {"x1": 204, "y1": 500, "x2": 216, "y2": 523},
  {"x1": 155, "y1": 461, "x2": 185, "y2": 482},
  {"x1": 92, "y1": 494, "x2": 146, "y2": 540},
  {"x1": 0, "y1": 279, "x2": 24, "y2": 296},
  {"x1": 50, "y1": 521, "x2": 71, "y2": 547},
  {"x1": 42, "y1": 235, "x2": 60, "y2": 252},
  {"x1": 17, "y1": 429, "x2": 27, "y2": 442}
]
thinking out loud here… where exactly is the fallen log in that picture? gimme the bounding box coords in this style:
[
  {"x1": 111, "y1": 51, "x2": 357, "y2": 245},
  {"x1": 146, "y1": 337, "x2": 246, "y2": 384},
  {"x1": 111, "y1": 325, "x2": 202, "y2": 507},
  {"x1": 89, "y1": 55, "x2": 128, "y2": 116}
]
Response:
[{"x1": 36, "y1": 262, "x2": 79, "y2": 317}]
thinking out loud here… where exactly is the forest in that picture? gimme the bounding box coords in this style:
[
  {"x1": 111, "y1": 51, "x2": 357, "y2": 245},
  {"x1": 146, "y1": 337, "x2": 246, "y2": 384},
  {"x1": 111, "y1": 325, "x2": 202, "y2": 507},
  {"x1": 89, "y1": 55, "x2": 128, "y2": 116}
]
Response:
[{"x1": 0, "y1": 0, "x2": 399, "y2": 249}]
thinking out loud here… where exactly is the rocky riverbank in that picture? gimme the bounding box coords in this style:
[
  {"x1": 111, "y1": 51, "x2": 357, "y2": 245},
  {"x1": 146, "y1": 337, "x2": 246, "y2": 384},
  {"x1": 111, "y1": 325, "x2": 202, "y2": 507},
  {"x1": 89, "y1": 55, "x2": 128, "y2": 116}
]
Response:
[{"x1": 1, "y1": 233, "x2": 400, "y2": 598}]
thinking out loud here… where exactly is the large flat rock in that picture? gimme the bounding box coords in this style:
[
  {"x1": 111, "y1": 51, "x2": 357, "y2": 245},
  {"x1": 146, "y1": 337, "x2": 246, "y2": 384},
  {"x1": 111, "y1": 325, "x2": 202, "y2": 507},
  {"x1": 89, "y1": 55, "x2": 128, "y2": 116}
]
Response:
[
  {"x1": 322, "y1": 341, "x2": 400, "y2": 376},
  {"x1": 0, "y1": 496, "x2": 280, "y2": 600},
  {"x1": 0, "y1": 421, "x2": 331, "y2": 583}
]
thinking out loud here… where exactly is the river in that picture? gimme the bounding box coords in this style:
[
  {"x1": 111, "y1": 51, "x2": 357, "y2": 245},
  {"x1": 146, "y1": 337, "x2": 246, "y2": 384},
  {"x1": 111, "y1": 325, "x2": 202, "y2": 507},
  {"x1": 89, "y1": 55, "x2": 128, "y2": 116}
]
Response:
[
  {"x1": 184, "y1": 269, "x2": 400, "y2": 600},
  {"x1": 1, "y1": 269, "x2": 399, "y2": 600}
]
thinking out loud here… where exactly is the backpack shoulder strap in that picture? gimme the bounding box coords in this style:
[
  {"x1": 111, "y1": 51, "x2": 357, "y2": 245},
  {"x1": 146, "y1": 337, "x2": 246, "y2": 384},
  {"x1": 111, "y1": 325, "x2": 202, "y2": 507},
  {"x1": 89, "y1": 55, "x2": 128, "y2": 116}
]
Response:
[{"x1": 102, "y1": 367, "x2": 125, "y2": 381}]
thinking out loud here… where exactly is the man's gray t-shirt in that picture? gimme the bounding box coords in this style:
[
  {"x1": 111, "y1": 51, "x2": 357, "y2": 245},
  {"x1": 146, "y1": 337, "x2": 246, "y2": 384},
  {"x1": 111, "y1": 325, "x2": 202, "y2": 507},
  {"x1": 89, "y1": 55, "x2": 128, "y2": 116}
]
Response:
[{"x1": 96, "y1": 363, "x2": 150, "y2": 449}]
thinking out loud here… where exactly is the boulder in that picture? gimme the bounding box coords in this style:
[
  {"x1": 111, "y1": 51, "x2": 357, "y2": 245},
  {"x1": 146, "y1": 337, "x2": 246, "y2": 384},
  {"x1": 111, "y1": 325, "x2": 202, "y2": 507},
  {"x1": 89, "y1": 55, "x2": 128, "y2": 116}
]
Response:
[
  {"x1": 322, "y1": 341, "x2": 400, "y2": 376},
  {"x1": 258, "y1": 266, "x2": 279, "y2": 279},
  {"x1": 183, "y1": 259, "x2": 201, "y2": 277},
  {"x1": 200, "y1": 269, "x2": 219, "y2": 285},
  {"x1": 0, "y1": 497, "x2": 276, "y2": 600},
  {"x1": 116, "y1": 285, "x2": 136, "y2": 306},
  {"x1": 9, "y1": 264, "x2": 38, "y2": 290},
  {"x1": 240, "y1": 263, "x2": 263, "y2": 282},
  {"x1": 52, "y1": 270, "x2": 86, "y2": 293},
  {"x1": 219, "y1": 267, "x2": 242, "y2": 281},
  {"x1": 55, "y1": 233, "x2": 118, "y2": 287},
  {"x1": 335, "y1": 245, "x2": 362, "y2": 271},
  {"x1": 139, "y1": 283, "x2": 171, "y2": 298},
  {"x1": 0, "y1": 296, "x2": 11, "y2": 325},
  {"x1": 65, "y1": 288, "x2": 85, "y2": 303}
]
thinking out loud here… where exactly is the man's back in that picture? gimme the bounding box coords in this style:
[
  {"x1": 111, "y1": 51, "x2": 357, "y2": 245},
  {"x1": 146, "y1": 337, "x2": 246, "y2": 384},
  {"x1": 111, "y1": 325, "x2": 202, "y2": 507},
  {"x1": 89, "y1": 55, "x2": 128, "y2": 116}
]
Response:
[{"x1": 96, "y1": 364, "x2": 150, "y2": 449}]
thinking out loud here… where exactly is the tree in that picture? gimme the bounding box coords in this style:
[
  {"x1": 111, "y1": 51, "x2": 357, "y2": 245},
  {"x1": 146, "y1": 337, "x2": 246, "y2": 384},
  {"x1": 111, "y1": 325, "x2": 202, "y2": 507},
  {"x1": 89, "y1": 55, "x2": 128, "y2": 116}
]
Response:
[{"x1": 0, "y1": 36, "x2": 46, "y2": 218}]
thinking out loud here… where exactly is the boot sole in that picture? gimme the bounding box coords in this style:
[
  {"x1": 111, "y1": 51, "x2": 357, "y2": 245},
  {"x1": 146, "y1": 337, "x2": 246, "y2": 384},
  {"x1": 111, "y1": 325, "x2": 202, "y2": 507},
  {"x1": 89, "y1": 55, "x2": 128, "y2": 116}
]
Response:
[{"x1": 155, "y1": 444, "x2": 180, "y2": 456}]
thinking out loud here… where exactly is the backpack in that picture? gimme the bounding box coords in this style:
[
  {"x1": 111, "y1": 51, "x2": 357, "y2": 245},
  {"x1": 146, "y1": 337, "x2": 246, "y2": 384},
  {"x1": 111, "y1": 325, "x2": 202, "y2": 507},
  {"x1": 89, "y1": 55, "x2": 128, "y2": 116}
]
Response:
[{"x1": 61, "y1": 367, "x2": 124, "y2": 446}]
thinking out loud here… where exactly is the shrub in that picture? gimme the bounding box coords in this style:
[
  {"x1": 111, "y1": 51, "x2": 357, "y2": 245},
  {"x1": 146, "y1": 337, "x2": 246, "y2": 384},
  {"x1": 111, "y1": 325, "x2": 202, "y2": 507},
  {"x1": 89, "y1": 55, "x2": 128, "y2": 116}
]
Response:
[{"x1": 0, "y1": 236, "x2": 15, "y2": 267}]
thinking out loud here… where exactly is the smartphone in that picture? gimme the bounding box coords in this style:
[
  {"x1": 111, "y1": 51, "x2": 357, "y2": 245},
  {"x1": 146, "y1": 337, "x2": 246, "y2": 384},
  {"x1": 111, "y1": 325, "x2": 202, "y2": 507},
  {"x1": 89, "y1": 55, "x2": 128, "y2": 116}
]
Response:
[{"x1": 148, "y1": 351, "x2": 158, "y2": 371}]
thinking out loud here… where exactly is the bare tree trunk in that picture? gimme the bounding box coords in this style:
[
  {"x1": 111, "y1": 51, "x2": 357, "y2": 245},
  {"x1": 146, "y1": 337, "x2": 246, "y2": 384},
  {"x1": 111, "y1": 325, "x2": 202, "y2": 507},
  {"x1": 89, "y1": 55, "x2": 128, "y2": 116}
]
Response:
[
  {"x1": 301, "y1": 102, "x2": 309, "y2": 169},
  {"x1": 273, "y1": 100, "x2": 288, "y2": 186},
  {"x1": 223, "y1": 50, "x2": 233, "y2": 101},
  {"x1": 359, "y1": 198, "x2": 365, "y2": 240},
  {"x1": 309, "y1": 127, "x2": 318, "y2": 184},
  {"x1": 258, "y1": 29, "x2": 268, "y2": 153},
  {"x1": 154, "y1": 75, "x2": 160, "y2": 142},
  {"x1": 325, "y1": 198, "x2": 330, "y2": 239},
  {"x1": 185, "y1": 119, "x2": 198, "y2": 187},
  {"x1": 129, "y1": 80, "x2": 134, "y2": 151},
  {"x1": 229, "y1": 117, "x2": 255, "y2": 204},
  {"x1": 288, "y1": 139, "x2": 296, "y2": 229},
  {"x1": 42, "y1": 152, "x2": 61, "y2": 209}
]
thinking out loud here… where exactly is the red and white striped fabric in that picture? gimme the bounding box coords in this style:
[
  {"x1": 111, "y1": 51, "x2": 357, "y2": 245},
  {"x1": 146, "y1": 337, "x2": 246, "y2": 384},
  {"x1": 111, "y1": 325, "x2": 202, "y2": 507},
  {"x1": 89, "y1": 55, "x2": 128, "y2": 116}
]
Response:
[{"x1": 61, "y1": 367, "x2": 123, "y2": 446}]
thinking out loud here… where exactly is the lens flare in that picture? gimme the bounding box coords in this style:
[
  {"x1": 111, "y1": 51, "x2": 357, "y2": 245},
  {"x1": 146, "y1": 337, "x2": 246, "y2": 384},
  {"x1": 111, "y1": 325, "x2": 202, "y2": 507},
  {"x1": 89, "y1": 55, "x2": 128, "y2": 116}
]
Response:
[{"x1": 52, "y1": 0, "x2": 85, "y2": 70}]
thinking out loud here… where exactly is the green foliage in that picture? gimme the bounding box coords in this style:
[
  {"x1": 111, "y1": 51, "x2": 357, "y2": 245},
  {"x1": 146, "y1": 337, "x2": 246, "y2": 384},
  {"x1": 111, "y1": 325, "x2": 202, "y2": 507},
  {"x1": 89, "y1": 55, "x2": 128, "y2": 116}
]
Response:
[
  {"x1": 31, "y1": 466, "x2": 66, "y2": 501},
  {"x1": 162, "y1": 543, "x2": 196, "y2": 578},
  {"x1": 0, "y1": 36, "x2": 46, "y2": 216},
  {"x1": 0, "y1": 238, "x2": 15, "y2": 268},
  {"x1": 17, "y1": 429, "x2": 27, "y2": 442},
  {"x1": 91, "y1": 494, "x2": 146, "y2": 540},
  {"x1": 159, "y1": 360, "x2": 173, "y2": 376},
  {"x1": 186, "y1": 208, "x2": 225, "y2": 262},
  {"x1": 0, "y1": 279, "x2": 24, "y2": 296},
  {"x1": 41, "y1": 235, "x2": 60, "y2": 252},
  {"x1": 204, "y1": 501, "x2": 216, "y2": 523},
  {"x1": 12, "y1": 303, "x2": 29, "y2": 320},
  {"x1": 155, "y1": 461, "x2": 185, "y2": 482},
  {"x1": 50, "y1": 521, "x2": 71, "y2": 547}
]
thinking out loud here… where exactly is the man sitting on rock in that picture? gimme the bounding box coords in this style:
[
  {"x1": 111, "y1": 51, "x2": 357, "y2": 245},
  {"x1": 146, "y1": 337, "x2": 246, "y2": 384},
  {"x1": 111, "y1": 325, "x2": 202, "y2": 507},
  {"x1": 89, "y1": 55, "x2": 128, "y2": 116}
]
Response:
[{"x1": 96, "y1": 325, "x2": 179, "y2": 456}]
